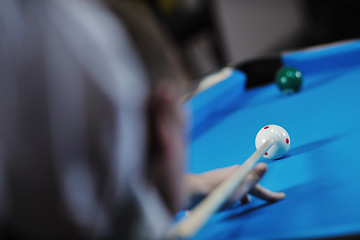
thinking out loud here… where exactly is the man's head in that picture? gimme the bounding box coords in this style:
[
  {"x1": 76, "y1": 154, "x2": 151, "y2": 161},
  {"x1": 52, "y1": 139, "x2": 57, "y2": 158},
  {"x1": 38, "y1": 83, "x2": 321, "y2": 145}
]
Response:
[
  {"x1": 0, "y1": 0, "x2": 187, "y2": 239},
  {"x1": 0, "y1": 0, "x2": 171, "y2": 239}
]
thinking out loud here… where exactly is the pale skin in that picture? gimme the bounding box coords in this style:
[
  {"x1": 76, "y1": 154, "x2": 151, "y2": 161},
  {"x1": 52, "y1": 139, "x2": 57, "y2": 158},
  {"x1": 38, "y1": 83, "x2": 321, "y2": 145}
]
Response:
[
  {"x1": 147, "y1": 83, "x2": 285, "y2": 214},
  {"x1": 185, "y1": 163, "x2": 285, "y2": 210}
]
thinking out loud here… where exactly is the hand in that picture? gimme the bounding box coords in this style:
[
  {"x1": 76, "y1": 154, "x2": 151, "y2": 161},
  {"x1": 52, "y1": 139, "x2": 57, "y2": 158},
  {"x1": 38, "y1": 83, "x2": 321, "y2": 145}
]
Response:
[{"x1": 185, "y1": 163, "x2": 285, "y2": 209}]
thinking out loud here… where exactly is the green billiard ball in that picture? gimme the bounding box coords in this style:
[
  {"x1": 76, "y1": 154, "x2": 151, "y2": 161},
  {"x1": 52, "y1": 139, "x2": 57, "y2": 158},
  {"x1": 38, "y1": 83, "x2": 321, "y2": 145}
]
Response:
[{"x1": 275, "y1": 66, "x2": 302, "y2": 95}]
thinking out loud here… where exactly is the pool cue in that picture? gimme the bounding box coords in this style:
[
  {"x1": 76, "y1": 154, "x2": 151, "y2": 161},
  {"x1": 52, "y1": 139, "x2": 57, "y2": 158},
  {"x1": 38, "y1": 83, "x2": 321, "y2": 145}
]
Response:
[
  {"x1": 180, "y1": 67, "x2": 233, "y2": 102},
  {"x1": 170, "y1": 138, "x2": 275, "y2": 239}
]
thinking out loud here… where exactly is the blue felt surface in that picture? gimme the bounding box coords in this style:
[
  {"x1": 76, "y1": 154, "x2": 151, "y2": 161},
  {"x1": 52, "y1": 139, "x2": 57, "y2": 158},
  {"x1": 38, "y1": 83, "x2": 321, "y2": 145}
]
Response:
[
  {"x1": 183, "y1": 40, "x2": 360, "y2": 239},
  {"x1": 184, "y1": 70, "x2": 246, "y2": 140}
]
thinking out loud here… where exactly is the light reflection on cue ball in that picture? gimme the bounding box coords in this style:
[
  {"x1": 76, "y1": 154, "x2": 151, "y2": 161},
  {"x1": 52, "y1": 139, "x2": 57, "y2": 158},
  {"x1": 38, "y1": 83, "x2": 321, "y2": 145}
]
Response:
[{"x1": 255, "y1": 125, "x2": 290, "y2": 159}]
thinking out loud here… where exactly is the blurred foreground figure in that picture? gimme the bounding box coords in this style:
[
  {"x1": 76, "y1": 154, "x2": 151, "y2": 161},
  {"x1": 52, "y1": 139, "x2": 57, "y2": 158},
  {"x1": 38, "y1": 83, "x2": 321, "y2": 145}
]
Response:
[
  {"x1": 0, "y1": 1, "x2": 285, "y2": 239},
  {"x1": 0, "y1": 0, "x2": 170, "y2": 239}
]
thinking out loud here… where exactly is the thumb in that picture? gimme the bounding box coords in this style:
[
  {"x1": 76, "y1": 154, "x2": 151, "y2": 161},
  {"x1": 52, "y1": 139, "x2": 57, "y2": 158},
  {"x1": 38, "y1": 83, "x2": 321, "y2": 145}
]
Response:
[{"x1": 227, "y1": 163, "x2": 267, "y2": 204}]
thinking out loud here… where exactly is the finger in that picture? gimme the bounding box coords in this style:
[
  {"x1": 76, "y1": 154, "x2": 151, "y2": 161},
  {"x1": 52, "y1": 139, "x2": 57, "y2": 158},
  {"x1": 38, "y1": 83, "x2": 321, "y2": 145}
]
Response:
[
  {"x1": 228, "y1": 162, "x2": 267, "y2": 204},
  {"x1": 220, "y1": 194, "x2": 251, "y2": 211},
  {"x1": 253, "y1": 162, "x2": 267, "y2": 176},
  {"x1": 250, "y1": 184, "x2": 286, "y2": 202},
  {"x1": 240, "y1": 194, "x2": 251, "y2": 205}
]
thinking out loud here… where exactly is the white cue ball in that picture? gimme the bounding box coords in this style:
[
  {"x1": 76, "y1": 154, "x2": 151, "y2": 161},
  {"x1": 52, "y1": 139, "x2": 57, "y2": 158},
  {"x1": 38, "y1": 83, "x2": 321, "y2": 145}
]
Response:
[{"x1": 255, "y1": 125, "x2": 290, "y2": 159}]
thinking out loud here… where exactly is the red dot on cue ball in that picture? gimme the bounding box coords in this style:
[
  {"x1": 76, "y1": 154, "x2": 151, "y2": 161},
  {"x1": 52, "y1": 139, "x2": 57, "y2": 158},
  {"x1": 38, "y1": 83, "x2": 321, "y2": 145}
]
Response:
[{"x1": 255, "y1": 125, "x2": 290, "y2": 159}]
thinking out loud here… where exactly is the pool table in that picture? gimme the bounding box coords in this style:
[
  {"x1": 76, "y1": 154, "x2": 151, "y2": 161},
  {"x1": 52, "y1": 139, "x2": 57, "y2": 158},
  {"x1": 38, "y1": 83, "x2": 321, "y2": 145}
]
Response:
[{"x1": 183, "y1": 40, "x2": 360, "y2": 239}]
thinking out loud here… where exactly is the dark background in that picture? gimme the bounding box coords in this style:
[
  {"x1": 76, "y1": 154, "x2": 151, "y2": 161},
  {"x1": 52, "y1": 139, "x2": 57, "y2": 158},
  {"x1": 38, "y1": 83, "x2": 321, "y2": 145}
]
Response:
[{"x1": 144, "y1": 0, "x2": 360, "y2": 79}]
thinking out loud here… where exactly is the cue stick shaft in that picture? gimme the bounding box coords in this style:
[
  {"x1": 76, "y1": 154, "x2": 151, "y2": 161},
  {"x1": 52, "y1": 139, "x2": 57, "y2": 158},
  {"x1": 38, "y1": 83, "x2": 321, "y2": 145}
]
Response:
[{"x1": 170, "y1": 138, "x2": 275, "y2": 239}]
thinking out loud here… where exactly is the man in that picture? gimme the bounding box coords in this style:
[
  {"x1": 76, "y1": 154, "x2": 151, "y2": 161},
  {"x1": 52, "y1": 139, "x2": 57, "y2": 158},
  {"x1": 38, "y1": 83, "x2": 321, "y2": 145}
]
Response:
[{"x1": 0, "y1": 0, "x2": 284, "y2": 239}]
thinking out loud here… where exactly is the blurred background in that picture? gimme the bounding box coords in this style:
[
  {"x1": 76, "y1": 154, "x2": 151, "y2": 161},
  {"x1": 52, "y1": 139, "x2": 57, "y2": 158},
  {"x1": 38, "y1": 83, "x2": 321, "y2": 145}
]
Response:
[{"x1": 144, "y1": 0, "x2": 360, "y2": 79}]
